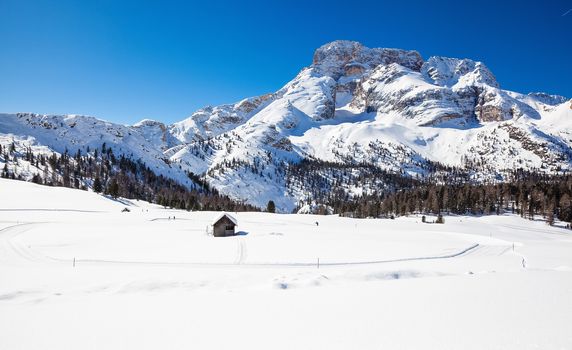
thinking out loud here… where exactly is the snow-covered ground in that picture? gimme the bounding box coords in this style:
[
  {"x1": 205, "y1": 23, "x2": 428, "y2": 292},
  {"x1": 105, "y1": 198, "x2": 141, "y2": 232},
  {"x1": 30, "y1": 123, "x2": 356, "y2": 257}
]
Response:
[{"x1": 1, "y1": 178, "x2": 571, "y2": 349}]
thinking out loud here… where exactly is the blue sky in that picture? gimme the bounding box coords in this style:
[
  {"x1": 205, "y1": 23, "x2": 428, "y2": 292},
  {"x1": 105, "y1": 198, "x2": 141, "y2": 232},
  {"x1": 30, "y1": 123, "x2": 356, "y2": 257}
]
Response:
[{"x1": 0, "y1": 0, "x2": 570, "y2": 124}]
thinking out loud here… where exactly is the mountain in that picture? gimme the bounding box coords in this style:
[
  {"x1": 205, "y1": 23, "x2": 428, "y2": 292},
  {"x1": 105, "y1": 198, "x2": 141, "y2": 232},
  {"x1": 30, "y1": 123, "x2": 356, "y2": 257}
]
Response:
[{"x1": 1, "y1": 40, "x2": 571, "y2": 212}]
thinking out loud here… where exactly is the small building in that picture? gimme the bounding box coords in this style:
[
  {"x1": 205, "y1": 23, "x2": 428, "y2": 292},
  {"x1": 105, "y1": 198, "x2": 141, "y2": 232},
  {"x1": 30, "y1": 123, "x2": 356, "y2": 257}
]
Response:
[{"x1": 211, "y1": 213, "x2": 237, "y2": 237}]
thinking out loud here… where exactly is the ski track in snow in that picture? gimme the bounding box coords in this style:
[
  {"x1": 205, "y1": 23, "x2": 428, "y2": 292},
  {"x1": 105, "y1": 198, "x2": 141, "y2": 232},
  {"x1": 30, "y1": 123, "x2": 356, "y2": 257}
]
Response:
[
  {"x1": 236, "y1": 236, "x2": 248, "y2": 265},
  {"x1": 0, "y1": 222, "x2": 54, "y2": 264},
  {"x1": 0, "y1": 220, "x2": 483, "y2": 268}
]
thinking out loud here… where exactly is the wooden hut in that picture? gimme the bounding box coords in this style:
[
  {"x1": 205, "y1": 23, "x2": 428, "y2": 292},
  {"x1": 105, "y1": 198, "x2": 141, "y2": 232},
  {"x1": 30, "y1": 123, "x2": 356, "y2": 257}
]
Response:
[{"x1": 211, "y1": 213, "x2": 237, "y2": 237}]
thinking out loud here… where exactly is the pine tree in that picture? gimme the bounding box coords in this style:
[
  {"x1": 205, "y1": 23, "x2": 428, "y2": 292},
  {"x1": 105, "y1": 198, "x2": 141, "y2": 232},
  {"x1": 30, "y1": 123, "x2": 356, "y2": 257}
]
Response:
[
  {"x1": 93, "y1": 177, "x2": 103, "y2": 193},
  {"x1": 107, "y1": 179, "x2": 119, "y2": 198},
  {"x1": 266, "y1": 200, "x2": 276, "y2": 213},
  {"x1": 546, "y1": 210, "x2": 555, "y2": 226}
]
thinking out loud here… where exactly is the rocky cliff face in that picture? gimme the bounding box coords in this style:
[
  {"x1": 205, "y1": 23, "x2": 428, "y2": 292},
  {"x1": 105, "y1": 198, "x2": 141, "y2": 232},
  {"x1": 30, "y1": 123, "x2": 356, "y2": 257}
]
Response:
[
  {"x1": 1, "y1": 40, "x2": 570, "y2": 212},
  {"x1": 421, "y1": 56, "x2": 499, "y2": 88},
  {"x1": 312, "y1": 40, "x2": 423, "y2": 78}
]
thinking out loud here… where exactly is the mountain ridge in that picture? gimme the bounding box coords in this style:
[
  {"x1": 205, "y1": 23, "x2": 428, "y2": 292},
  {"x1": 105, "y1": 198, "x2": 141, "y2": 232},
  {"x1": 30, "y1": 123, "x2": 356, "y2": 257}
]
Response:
[{"x1": 1, "y1": 40, "x2": 571, "y2": 212}]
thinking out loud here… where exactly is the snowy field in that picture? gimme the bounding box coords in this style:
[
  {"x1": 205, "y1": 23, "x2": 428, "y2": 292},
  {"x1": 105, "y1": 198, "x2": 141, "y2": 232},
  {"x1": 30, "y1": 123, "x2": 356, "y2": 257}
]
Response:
[{"x1": 1, "y1": 178, "x2": 572, "y2": 349}]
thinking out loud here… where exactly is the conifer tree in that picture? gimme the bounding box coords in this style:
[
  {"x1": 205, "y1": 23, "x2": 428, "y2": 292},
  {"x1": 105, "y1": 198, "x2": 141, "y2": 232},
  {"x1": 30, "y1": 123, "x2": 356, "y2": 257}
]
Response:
[
  {"x1": 266, "y1": 200, "x2": 276, "y2": 213},
  {"x1": 107, "y1": 179, "x2": 119, "y2": 198}
]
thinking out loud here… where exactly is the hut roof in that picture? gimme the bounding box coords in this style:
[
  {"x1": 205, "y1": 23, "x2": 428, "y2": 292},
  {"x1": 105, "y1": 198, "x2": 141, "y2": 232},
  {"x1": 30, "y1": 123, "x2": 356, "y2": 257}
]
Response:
[{"x1": 211, "y1": 212, "x2": 238, "y2": 226}]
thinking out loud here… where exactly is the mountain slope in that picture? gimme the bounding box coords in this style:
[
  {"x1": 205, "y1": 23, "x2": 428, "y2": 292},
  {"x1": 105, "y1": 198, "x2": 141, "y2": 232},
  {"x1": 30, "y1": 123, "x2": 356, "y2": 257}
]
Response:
[
  {"x1": 0, "y1": 113, "x2": 196, "y2": 188},
  {"x1": 1, "y1": 40, "x2": 571, "y2": 212}
]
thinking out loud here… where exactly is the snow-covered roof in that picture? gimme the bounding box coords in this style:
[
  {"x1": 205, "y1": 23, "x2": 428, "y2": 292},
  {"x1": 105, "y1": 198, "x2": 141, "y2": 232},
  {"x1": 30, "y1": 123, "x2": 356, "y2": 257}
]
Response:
[{"x1": 211, "y1": 212, "x2": 237, "y2": 226}]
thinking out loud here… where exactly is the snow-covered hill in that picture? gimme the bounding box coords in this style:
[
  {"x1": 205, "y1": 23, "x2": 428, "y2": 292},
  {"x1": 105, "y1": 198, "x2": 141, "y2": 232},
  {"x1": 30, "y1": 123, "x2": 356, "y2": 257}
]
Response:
[
  {"x1": 0, "y1": 113, "x2": 196, "y2": 188},
  {"x1": 1, "y1": 178, "x2": 571, "y2": 350},
  {"x1": 1, "y1": 40, "x2": 571, "y2": 211}
]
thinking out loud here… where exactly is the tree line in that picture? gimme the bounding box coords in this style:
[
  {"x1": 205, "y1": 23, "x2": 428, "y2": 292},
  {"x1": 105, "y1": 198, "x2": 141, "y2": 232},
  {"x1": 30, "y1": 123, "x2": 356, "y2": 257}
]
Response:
[
  {"x1": 4, "y1": 140, "x2": 572, "y2": 223},
  {"x1": 0, "y1": 142, "x2": 259, "y2": 212},
  {"x1": 329, "y1": 170, "x2": 572, "y2": 225}
]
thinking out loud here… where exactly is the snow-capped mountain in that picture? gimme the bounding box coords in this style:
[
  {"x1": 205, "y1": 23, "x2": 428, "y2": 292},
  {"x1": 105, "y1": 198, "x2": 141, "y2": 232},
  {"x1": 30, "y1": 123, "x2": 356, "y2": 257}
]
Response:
[
  {"x1": 0, "y1": 113, "x2": 197, "y2": 189},
  {"x1": 1, "y1": 40, "x2": 571, "y2": 211}
]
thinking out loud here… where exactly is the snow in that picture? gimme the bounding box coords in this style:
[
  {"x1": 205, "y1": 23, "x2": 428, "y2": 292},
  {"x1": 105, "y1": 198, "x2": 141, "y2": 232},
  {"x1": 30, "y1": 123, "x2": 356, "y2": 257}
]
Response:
[
  {"x1": 0, "y1": 113, "x2": 196, "y2": 188},
  {"x1": 312, "y1": 40, "x2": 423, "y2": 77},
  {"x1": 421, "y1": 56, "x2": 499, "y2": 88},
  {"x1": 170, "y1": 93, "x2": 276, "y2": 143},
  {"x1": 1, "y1": 178, "x2": 572, "y2": 349},
  {"x1": 297, "y1": 202, "x2": 334, "y2": 215},
  {"x1": 211, "y1": 212, "x2": 237, "y2": 226},
  {"x1": 1, "y1": 41, "x2": 571, "y2": 211}
]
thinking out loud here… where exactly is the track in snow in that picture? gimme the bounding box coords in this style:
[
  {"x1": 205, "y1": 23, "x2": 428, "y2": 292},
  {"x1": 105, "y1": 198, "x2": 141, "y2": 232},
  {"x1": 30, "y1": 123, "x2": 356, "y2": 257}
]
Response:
[
  {"x1": 0, "y1": 222, "x2": 55, "y2": 264},
  {"x1": 460, "y1": 244, "x2": 511, "y2": 258},
  {"x1": 237, "y1": 236, "x2": 248, "y2": 265},
  {"x1": 76, "y1": 244, "x2": 480, "y2": 267},
  {"x1": 3, "y1": 220, "x2": 532, "y2": 270},
  {"x1": 0, "y1": 221, "x2": 482, "y2": 268}
]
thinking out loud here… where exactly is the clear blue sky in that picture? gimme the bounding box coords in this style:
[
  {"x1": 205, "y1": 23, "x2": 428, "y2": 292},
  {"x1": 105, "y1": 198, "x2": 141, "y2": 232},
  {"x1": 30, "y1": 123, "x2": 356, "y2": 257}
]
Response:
[{"x1": 1, "y1": 0, "x2": 570, "y2": 124}]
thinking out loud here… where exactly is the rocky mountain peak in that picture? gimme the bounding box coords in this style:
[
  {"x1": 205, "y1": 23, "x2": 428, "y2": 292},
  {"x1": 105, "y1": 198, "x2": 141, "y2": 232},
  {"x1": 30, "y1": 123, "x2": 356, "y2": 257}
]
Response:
[
  {"x1": 311, "y1": 40, "x2": 423, "y2": 79},
  {"x1": 421, "y1": 56, "x2": 498, "y2": 88},
  {"x1": 133, "y1": 119, "x2": 166, "y2": 128}
]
